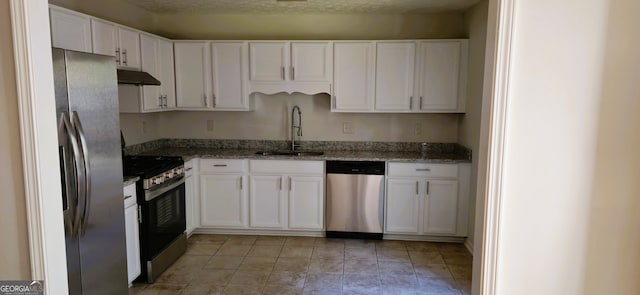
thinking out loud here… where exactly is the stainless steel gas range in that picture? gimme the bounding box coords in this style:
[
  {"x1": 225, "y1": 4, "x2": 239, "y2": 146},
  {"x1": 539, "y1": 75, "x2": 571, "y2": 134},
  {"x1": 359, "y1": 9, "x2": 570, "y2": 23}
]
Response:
[{"x1": 123, "y1": 155, "x2": 186, "y2": 283}]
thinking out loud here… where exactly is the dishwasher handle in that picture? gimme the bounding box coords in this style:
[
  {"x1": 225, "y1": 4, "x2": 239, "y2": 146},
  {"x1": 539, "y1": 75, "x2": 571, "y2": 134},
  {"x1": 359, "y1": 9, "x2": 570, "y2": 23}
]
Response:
[{"x1": 326, "y1": 161, "x2": 385, "y2": 175}]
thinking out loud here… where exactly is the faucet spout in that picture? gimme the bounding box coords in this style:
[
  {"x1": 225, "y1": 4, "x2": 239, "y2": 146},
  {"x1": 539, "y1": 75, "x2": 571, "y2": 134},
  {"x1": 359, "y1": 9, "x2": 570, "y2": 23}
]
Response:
[{"x1": 291, "y1": 105, "x2": 302, "y2": 150}]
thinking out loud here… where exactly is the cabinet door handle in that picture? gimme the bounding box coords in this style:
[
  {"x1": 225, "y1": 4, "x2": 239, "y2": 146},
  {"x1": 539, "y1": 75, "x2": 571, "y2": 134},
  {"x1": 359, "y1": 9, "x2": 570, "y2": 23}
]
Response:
[
  {"x1": 410, "y1": 96, "x2": 413, "y2": 109},
  {"x1": 213, "y1": 164, "x2": 227, "y2": 167},
  {"x1": 333, "y1": 96, "x2": 337, "y2": 109},
  {"x1": 240, "y1": 176, "x2": 243, "y2": 190},
  {"x1": 115, "y1": 48, "x2": 121, "y2": 65},
  {"x1": 426, "y1": 181, "x2": 430, "y2": 195},
  {"x1": 185, "y1": 167, "x2": 192, "y2": 171},
  {"x1": 124, "y1": 195, "x2": 133, "y2": 200},
  {"x1": 122, "y1": 49, "x2": 128, "y2": 66},
  {"x1": 291, "y1": 66, "x2": 295, "y2": 80},
  {"x1": 158, "y1": 96, "x2": 163, "y2": 107},
  {"x1": 212, "y1": 94, "x2": 217, "y2": 108},
  {"x1": 288, "y1": 176, "x2": 292, "y2": 191},
  {"x1": 281, "y1": 66, "x2": 285, "y2": 80},
  {"x1": 279, "y1": 177, "x2": 282, "y2": 191},
  {"x1": 420, "y1": 96, "x2": 423, "y2": 109},
  {"x1": 416, "y1": 181, "x2": 419, "y2": 195},
  {"x1": 164, "y1": 95, "x2": 168, "y2": 107},
  {"x1": 203, "y1": 94, "x2": 208, "y2": 107},
  {"x1": 137, "y1": 205, "x2": 142, "y2": 224},
  {"x1": 416, "y1": 168, "x2": 431, "y2": 172}
]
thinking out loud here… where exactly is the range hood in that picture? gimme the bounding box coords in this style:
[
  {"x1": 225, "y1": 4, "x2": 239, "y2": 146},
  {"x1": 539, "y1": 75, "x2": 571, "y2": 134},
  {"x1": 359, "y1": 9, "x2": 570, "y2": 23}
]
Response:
[{"x1": 117, "y1": 69, "x2": 161, "y2": 85}]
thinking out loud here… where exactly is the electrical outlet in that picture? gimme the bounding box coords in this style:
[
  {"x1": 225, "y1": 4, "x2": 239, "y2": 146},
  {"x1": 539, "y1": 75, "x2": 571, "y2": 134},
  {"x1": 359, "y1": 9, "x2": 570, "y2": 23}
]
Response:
[
  {"x1": 414, "y1": 123, "x2": 422, "y2": 135},
  {"x1": 343, "y1": 122, "x2": 354, "y2": 134},
  {"x1": 206, "y1": 120, "x2": 214, "y2": 132},
  {"x1": 141, "y1": 121, "x2": 147, "y2": 134}
]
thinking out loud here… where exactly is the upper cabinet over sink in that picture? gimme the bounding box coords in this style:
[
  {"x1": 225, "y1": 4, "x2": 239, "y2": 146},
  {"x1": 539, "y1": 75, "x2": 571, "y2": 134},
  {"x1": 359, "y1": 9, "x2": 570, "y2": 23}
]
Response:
[{"x1": 248, "y1": 41, "x2": 333, "y2": 95}]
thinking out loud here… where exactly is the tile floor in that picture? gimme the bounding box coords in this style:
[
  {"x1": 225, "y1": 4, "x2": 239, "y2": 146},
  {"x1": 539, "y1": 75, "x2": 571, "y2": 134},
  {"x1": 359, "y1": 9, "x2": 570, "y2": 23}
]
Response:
[{"x1": 130, "y1": 235, "x2": 472, "y2": 295}]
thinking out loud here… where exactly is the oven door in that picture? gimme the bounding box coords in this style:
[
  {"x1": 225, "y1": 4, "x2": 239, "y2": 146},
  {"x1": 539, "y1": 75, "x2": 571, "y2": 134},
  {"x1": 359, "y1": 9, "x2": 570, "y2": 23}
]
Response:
[{"x1": 139, "y1": 176, "x2": 186, "y2": 260}]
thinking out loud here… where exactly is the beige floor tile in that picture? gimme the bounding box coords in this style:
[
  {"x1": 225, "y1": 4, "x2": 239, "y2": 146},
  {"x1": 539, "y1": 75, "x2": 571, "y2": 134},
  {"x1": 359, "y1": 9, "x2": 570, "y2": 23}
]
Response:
[
  {"x1": 206, "y1": 256, "x2": 244, "y2": 270},
  {"x1": 216, "y1": 244, "x2": 253, "y2": 256},
  {"x1": 255, "y1": 236, "x2": 287, "y2": 246},
  {"x1": 311, "y1": 247, "x2": 344, "y2": 260},
  {"x1": 137, "y1": 283, "x2": 185, "y2": 295},
  {"x1": 441, "y1": 253, "x2": 472, "y2": 265},
  {"x1": 171, "y1": 254, "x2": 212, "y2": 270},
  {"x1": 308, "y1": 258, "x2": 344, "y2": 274},
  {"x1": 344, "y1": 239, "x2": 377, "y2": 250},
  {"x1": 266, "y1": 271, "x2": 307, "y2": 288},
  {"x1": 343, "y1": 259, "x2": 378, "y2": 274},
  {"x1": 274, "y1": 257, "x2": 311, "y2": 272},
  {"x1": 343, "y1": 273, "x2": 381, "y2": 289},
  {"x1": 155, "y1": 266, "x2": 199, "y2": 285},
  {"x1": 375, "y1": 240, "x2": 406, "y2": 250},
  {"x1": 345, "y1": 248, "x2": 377, "y2": 260},
  {"x1": 285, "y1": 237, "x2": 317, "y2": 246},
  {"x1": 181, "y1": 283, "x2": 225, "y2": 295},
  {"x1": 225, "y1": 235, "x2": 258, "y2": 246},
  {"x1": 414, "y1": 264, "x2": 453, "y2": 279},
  {"x1": 437, "y1": 243, "x2": 470, "y2": 255},
  {"x1": 229, "y1": 270, "x2": 271, "y2": 286},
  {"x1": 447, "y1": 264, "x2": 472, "y2": 280},
  {"x1": 302, "y1": 288, "x2": 343, "y2": 295},
  {"x1": 455, "y1": 279, "x2": 472, "y2": 295},
  {"x1": 303, "y1": 273, "x2": 343, "y2": 291},
  {"x1": 222, "y1": 284, "x2": 263, "y2": 295},
  {"x1": 186, "y1": 242, "x2": 222, "y2": 255},
  {"x1": 262, "y1": 285, "x2": 303, "y2": 295},
  {"x1": 313, "y1": 238, "x2": 345, "y2": 248},
  {"x1": 404, "y1": 241, "x2": 440, "y2": 252},
  {"x1": 239, "y1": 256, "x2": 277, "y2": 271},
  {"x1": 280, "y1": 246, "x2": 314, "y2": 259},
  {"x1": 378, "y1": 261, "x2": 414, "y2": 275},
  {"x1": 128, "y1": 284, "x2": 147, "y2": 295},
  {"x1": 409, "y1": 251, "x2": 446, "y2": 266},
  {"x1": 380, "y1": 273, "x2": 418, "y2": 289},
  {"x1": 247, "y1": 245, "x2": 283, "y2": 257},
  {"x1": 377, "y1": 249, "x2": 410, "y2": 262},
  {"x1": 190, "y1": 269, "x2": 236, "y2": 286},
  {"x1": 190, "y1": 234, "x2": 230, "y2": 243},
  {"x1": 417, "y1": 277, "x2": 460, "y2": 294},
  {"x1": 343, "y1": 286, "x2": 382, "y2": 295}
]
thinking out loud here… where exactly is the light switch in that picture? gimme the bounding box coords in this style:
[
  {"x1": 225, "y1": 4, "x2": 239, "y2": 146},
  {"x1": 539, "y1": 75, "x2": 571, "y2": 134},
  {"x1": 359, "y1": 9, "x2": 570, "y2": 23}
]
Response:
[
  {"x1": 206, "y1": 120, "x2": 214, "y2": 132},
  {"x1": 343, "y1": 122, "x2": 354, "y2": 134}
]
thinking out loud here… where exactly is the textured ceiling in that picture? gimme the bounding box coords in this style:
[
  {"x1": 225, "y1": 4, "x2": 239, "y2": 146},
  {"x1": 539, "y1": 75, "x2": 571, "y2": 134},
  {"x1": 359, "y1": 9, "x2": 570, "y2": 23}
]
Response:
[{"x1": 126, "y1": 0, "x2": 481, "y2": 14}]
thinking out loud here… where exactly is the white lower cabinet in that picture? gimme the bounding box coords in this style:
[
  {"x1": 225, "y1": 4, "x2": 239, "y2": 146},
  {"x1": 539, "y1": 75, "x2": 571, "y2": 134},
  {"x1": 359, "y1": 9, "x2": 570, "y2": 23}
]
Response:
[
  {"x1": 248, "y1": 160, "x2": 324, "y2": 232},
  {"x1": 199, "y1": 159, "x2": 248, "y2": 228},
  {"x1": 385, "y1": 163, "x2": 469, "y2": 237},
  {"x1": 184, "y1": 159, "x2": 199, "y2": 235},
  {"x1": 123, "y1": 183, "x2": 140, "y2": 285}
]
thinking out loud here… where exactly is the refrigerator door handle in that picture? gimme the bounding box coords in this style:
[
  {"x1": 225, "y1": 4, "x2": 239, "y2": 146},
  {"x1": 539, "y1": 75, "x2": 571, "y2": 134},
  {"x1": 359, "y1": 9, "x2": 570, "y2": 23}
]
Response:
[
  {"x1": 61, "y1": 112, "x2": 83, "y2": 237},
  {"x1": 72, "y1": 111, "x2": 92, "y2": 236}
]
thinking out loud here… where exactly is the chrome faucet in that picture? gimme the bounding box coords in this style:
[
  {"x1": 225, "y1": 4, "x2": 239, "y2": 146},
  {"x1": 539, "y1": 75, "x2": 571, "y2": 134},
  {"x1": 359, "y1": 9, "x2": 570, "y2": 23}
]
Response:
[{"x1": 291, "y1": 105, "x2": 302, "y2": 150}]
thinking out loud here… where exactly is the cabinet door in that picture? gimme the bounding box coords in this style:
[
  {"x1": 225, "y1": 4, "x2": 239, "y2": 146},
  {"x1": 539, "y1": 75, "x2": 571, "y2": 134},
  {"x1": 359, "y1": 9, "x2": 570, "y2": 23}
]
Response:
[
  {"x1": 249, "y1": 42, "x2": 287, "y2": 81},
  {"x1": 374, "y1": 42, "x2": 415, "y2": 111},
  {"x1": 200, "y1": 174, "x2": 245, "y2": 227},
  {"x1": 49, "y1": 7, "x2": 92, "y2": 53},
  {"x1": 211, "y1": 42, "x2": 248, "y2": 110},
  {"x1": 184, "y1": 160, "x2": 199, "y2": 235},
  {"x1": 291, "y1": 42, "x2": 331, "y2": 82},
  {"x1": 423, "y1": 180, "x2": 459, "y2": 235},
  {"x1": 91, "y1": 19, "x2": 118, "y2": 59},
  {"x1": 174, "y1": 42, "x2": 211, "y2": 109},
  {"x1": 385, "y1": 178, "x2": 420, "y2": 234},
  {"x1": 249, "y1": 175, "x2": 286, "y2": 229},
  {"x1": 124, "y1": 205, "x2": 141, "y2": 284},
  {"x1": 158, "y1": 39, "x2": 176, "y2": 108},
  {"x1": 289, "y1": 176, "x2": 324, "y2": 230},
  {"x1": 416, "y1": 41, "x2": 462, "y2": 111},
  {"x1": 117, "y1": 27, "x2": 141, "y2": 70},
  {"x1": 333, "y1": 42, "x2": 375, "y2": 111},
  {"x1": 140, "y1": 35, "x2": 163, "y2": 111}
]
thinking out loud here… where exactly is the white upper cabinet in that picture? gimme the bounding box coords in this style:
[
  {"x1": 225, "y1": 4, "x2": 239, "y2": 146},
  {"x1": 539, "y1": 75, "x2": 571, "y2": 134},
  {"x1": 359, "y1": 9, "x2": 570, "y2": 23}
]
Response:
[
  {"x1": 91, "y1": 19, "x2": 141, "y2": 70},
  {"x1": 374, "y1": 42, "x2": 416, "y2": 112},
  {"x1": 139, "y1": 35, "x2": 175, "y2": 112},
  {"x1": 248, "y1": 41, "x2": 332, "y2": 95},
  {"x1": 174, "y1": 42, "x2": 212, "y2": 109},
  {"x1": 49, "y1": 6, "x2": 92, "y2": 53},
  {"x1": 332, "y1": 42, "x2": 375, "y2": 112},
  {"x1": 211, "y1": 42, "x2": 250, "y2": 110},
  {"x1": 415, "y1": 40, "x2": 468, "y2": 112}
]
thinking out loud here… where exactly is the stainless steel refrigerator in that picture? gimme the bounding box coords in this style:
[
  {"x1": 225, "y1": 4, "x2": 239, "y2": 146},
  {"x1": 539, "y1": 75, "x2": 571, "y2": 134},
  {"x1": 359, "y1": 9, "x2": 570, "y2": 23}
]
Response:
[{"x1": 53, "y1": 48, "x2": 128, "y2": 295}]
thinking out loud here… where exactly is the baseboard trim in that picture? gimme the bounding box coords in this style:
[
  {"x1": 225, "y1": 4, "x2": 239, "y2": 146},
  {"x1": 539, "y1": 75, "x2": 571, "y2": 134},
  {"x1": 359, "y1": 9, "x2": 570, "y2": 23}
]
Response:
[{"x1": 464, "y1": 238, "x2": 474, "y2": 255}]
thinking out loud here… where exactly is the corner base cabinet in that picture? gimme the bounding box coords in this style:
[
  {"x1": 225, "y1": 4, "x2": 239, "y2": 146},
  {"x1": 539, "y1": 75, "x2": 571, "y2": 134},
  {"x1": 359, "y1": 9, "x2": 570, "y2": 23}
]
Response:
[
  {"x1": 123, "y1": 183, "x2": 141, "y2": 285},
  {"x1": 385, "y1": 162, "x2": 470, "y2": 237}
]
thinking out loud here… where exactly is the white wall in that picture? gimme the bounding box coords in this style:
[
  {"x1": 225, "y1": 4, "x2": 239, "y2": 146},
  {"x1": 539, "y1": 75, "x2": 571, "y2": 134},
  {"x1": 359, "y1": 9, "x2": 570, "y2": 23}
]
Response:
[
  {"x1": 482, "y1": 0, "x2": 640, "y2": 293},
  {"x1": 459, "y1": 0, "x2": 488, "y2": 250},
  {"x1": 0, "y1": 0, "x2": 32, "y2": 279}
]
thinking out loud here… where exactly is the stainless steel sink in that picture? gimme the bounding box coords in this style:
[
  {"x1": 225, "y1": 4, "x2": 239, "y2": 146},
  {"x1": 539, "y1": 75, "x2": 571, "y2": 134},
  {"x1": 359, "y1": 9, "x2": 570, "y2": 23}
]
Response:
[{"x1": 255, "y1": 150, "x2": 324, "y2": 156}]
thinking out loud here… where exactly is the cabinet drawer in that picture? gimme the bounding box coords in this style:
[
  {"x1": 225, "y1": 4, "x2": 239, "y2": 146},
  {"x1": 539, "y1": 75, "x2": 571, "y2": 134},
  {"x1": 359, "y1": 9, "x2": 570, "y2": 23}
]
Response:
[
  {"x1": 123, "y1": 183, "x2": 137, "y2": 208},
  {"x1": 387, "y1": 163, "x2": 458, "y2": 178},
  {"x1": 249, "y1": 160, "x2": 324, "y2": 175},
  {"x1": 199, "y1": 159, "x2": 245, "y2": 173}
]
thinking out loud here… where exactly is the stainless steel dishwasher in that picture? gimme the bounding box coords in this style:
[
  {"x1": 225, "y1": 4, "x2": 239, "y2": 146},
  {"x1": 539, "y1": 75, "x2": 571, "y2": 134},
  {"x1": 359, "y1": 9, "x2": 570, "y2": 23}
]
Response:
[{"x1": 326, "y1": 161, "x2": 385, "y2": 239}]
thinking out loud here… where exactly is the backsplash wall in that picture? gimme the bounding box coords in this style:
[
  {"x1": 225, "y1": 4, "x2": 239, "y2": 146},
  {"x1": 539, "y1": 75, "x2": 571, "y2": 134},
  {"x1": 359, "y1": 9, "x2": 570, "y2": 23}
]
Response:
[{"x1": 121, "y1": 93, "x2": 460, "y2": 145}]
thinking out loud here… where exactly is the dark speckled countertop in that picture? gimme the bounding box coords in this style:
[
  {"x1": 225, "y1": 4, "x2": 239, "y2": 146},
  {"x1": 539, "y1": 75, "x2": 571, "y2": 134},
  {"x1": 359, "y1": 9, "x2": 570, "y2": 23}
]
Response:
[
  {"x1": 136, "y1": 147, "x2": 470, "y2": 163},
  {"x1": 123, "y1": 176, "x2": 139, "y2": 186}
]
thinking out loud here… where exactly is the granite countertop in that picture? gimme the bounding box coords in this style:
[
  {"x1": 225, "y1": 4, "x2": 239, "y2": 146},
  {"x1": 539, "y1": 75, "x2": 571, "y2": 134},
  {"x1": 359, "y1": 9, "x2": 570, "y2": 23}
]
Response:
[
  {"x1": 123, "y1": 176, "x2": 139, "y2": 186},
  {"x1": 136, "y1": 147, "x2": 471, "y2": 163}
]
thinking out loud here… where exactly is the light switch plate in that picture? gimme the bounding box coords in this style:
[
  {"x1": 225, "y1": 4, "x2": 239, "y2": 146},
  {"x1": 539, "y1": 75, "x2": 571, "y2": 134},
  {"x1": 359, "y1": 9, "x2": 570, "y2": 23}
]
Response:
[
  {"x1": 343, "y1": 122, "x2": 354, "y2": 134},
  {"x1": 206, "y1": 120, "x2": 214, "y2": 132}
]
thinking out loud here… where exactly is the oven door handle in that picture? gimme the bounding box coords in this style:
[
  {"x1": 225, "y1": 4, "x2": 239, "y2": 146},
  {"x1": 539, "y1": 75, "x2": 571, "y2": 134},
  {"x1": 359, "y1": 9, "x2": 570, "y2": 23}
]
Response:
[{"x1": 145, "y1": 176, "x2": 185, "y2": 202}]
